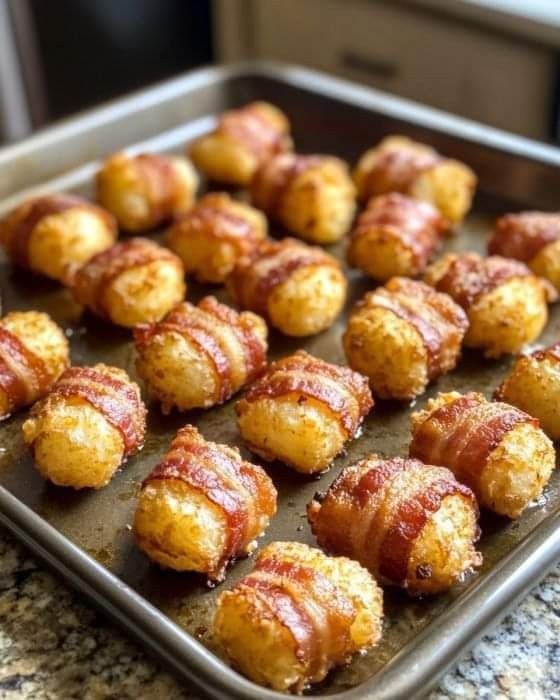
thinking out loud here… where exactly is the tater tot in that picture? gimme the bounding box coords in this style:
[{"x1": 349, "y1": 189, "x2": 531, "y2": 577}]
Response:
[
  {"x1": 166, "y1": 192, "x2": 267, "y2": 283},
  {"x1": 96, "y1": 152, "x2": 198, "y2": 232},
  {"x1": 227, "y1": 237, "x2": 347, "y2": 337},
  {"x1": 134, "y1": 295, "x2": 267, "y2": 412},
  {"x1": 353, "y1": 135, "x2": 477, "y2": 224},
  {"x1": 134, "y1": 425, "x2": 276, "y2": 581},
  {"x1": 308, "y1": 454, "x2": 481, "y2": 595},
  {"x1": 236, "y1": 350, "x2": 373, "y2": 474},
  {"x1": 424, "y1": 252, "x2": 554, "y2": 357},
  {"x1": 214, "y1": 541, "x2": 383, "y2": 692},
  {"x1": 251, "y1": 153, "x2": 356, "y2": 243},
  {"x1": 71, "y1": 237, "x2": 186, "y2": 327},
  {"x1": 495, "y1": 342, "x2": 560, "y2": 440},
  {"x1": 410, "y1": 391, "x2": 555, "y2": 518},
  {"x1": 489, "y1": 211, "x2": 560, "y2": 292},
  {"x1": 343, "y1": 277, "x2": 468, "y2": 400},
  {"x1": 0, "y1": 310, "x2": 69, "y2": 419},
  {"x1": 22, "y1": 364, "x2": 146, "y2": 489},
  {"x1": 0, "y1": 194, "x2": 117, "y2": 283},
  {"x1": 347, "y1": 193, "x2": 447, "y2": 280},
  {"x1": 190, "y1": 101, "x2": 292, "y2": 187}
]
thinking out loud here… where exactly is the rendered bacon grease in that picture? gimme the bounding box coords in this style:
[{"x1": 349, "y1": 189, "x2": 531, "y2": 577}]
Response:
[
  {"x1": 190, "y1": 101, "x2": 292, "y2": 186},
  {"x1": 134, "y1": 425, "x2": 277, "y2": 581},
  {"x1": 214, "y1": 541, "x2": 383, "y2": 693},
  {"x1": 251, "y1": 152, "x2": 356, "y2": 243},
  {"x1": 236, "y1": 350, "x2": 373, "y2": 474},
  {"x1": 410, "y1": 391, "x2": 555, "y2": 519},
  {"x1": 343, "y1": 277, "x2": 468, "y2": 400},
  {"x1": 347, "y1": 193, "x2": 448, "y2": 281},
  {"x1": 23, "y1": 364, "x2": 146, "y2": 489},
  {"x1": 134, "y1": 296, "x2": 267, "y2": 412},
  {"x1": 0, "y1": 194, "x2": 116, "y2": 283},
  {"x1": 0, "y1": 311, "x2": 69, "y2": 419}
]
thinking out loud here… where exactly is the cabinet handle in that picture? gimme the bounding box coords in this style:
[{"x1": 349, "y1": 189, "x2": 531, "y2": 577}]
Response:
[{"x1": 340, "y1": 50, "x2": 398, "y2": 79}]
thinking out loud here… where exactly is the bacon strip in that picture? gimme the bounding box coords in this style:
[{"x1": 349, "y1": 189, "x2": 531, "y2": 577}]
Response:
[
  {"x1": 363, "y1": 145, "x2": 441, "y2": 200},
  {"x1": 531, "y1": 341, "x2": 560, "y2": 363},
  {"x1": 218, "y1": 103, "x2": 288, "y2": 163},
  {"x1": 0, "y1": 327, "x2": 49, "y2": 412},
  {"x1": 489, "y1": 212, "x2": 560, "y2": 262},
  {"x1": 132, "y1": 154, "x2": 179, "y2": 224}
]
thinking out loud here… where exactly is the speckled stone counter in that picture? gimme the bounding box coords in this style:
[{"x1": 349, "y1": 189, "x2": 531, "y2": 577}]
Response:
[{"x1": 1, "y1": 526, "x2": 559, "y2": 700}]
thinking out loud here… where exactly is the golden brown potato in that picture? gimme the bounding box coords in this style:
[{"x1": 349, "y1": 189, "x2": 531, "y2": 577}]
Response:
[
  {"x1": 495, "y1": 342, "x2": 560, "y2": 440},
  {"x1": 22, "y1": 363, "x2": 146, "y2": 489},
  {"x1": 166, "y1": 192, "x2": 267, "y2": 283},
  {"x1": 347, "y1": 193, "x2": 447, "y2": 280},
  {"x1": 214, "y1": 541, "x2": 383, "y2": 692},
  {"x1": 134, "y1": 424, "x2": 276, "y2": 581},
  {"x1": 236, "y1": 350, "x2": 373, "y2": 474},
  {"x1": 96, "y1": 151, "x2": 198, "y2": 232},
  {"x1": 0, "y1": 194, "x2": 117, "y2": 283},
  {"x1": 308, "y1": 454, "x2": 481, "y2": 595},
  {"x1": 251, "y1": 153, "x2": 356, "y2": 243},
  {"x1": 134, "y1": 295, "x2": 268, "y2": 412},
  {"x1": 343, "y1": 277, "x2": 468, "y2": 400},
  {"x1": 190, "y1": 101, "x2": 292, "y2": 187},
  {"x1": 0, "y1": 310, "x2": 69, "y2": 419},
  {"x1": 70, "y1": 237, "x2": 186, "y2": 327},
  {"x1": 424, "y1": 252, "x2": 554, "y2": 357},
  {"x1": 488, "y1": 211, "x2": 560, "y2": 292},
  {"x1": 353, "y1": 135, "x2": 477, "y2": 224},
  {"x1": 227, "y1": 237, "x2": 347, "y2": 337},
  {"x1": 410, "y1": 391, "x2": 555, "y2": 518}
]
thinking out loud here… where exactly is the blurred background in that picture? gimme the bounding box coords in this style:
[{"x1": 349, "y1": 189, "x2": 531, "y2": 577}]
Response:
[{"x1": 2, "y1": 0, "x2": 560, "y2": 145}]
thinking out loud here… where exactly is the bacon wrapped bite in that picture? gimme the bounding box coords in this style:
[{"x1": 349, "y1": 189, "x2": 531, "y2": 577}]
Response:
[
  {"x1": 353, "y1": 135, "x2": 477, "y2": 224},
  {"x1": 22, "y1": 364, "x2": 146, "y2": 489},
  {"x1": 166, "y1": 192, "x2": 267, "y2": 283},
  {"x1": 70, "y1": 237, "x2": 185, "y2": 327},
  {"x1": 488, "y1": 212, "x2": 560, "y2": 292},
  {"x1": 236, "y1": 350, "x2": 373, "y2": 474},
  {"x1": 227, "y1": 238, "x2": 347, "y2": 337},
  {"x1": 308, "y1": 455, "x2": 481, "y2": 595},
  {"x1": 96, "y1": 152, "x2": 198, "y2": 232},
  {"x1": 190, "y1": 101, "x2": 292, "y2": 187},
  {"x1": 425, "y1": 252, "x2": 554, "y2": 357},
  {"x1": 347, "y1": 193, "x2": 447, "y2": 281},
  {"x1": 343, "y1": 278, "x2": 468, "y2": 400},
  {"x1": 134, "y1": 296, "x2": 267, "y2": 413},
  {"x1": 214, "y1": 541, "x2": 383, "y2": 693},
  {"x1": 495, "y1": 342, "x2": 560, "y2": 441},
  {"x1": 134, "y1": 425, "x2": 276, "y2": 581},
  {"x1": 0, "y1": 194, "x2": 116, "y2": 283},
  {"x1": 410, "y1": 391, "x2": 555, "y2": 519},
  {"x1": 0, "y1": 311, "x2": 69, "y2": 419},
  {"x1": 251, "y1": 153, "x2": 356, "y2": 244}
]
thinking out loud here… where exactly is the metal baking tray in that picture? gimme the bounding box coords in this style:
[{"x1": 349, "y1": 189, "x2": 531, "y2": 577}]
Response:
[{"x1": 1, "y1": 62, "x2": 560, "y2": 700}]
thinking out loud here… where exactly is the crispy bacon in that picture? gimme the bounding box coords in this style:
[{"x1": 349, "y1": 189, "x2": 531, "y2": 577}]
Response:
[
  {"x1": 131, "y1": 154, "x2": 181, "y2": 223},
  {"x1": 362, "y1": 144, "x2": 441, "y2": 201},
  {"x1": 218, "y1": 102, "x2": 289, "y2": 163},
  {"x1": 530, "y1": 341, "x2": 560, "y2": 364},
  {"x1": 489, "y1": 212, "x2": 560, "y2": 262},
  {"x1": 0, "y1": 326, "x2": 50, "y2": 413}
]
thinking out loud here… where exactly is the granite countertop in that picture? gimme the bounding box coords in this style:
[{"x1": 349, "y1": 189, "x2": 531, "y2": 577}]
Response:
[{"x1": 1, "y1": 527, "x2": 559, "y2": 699}]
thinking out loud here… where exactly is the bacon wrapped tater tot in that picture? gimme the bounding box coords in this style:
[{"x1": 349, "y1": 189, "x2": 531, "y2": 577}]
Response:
[
  {"x1": 166, "y1": 192, "x2": 267, "y2": 283},
  {"x1": 96, "y1": 151, "x2": 198, "y2": 232},
  {"x1": 70, "y1": 237, "x2": 186, "y2": 327},
  {"x1": 308, "y1": 455, "x2": 481, "y2": 595},
  {"x1": 488, "y1": 211, "x2": 560, "y2": 292},
  {"x1": 495, "y1": 342, "x2": 560, "y2": 441},
  {"x1": 227, "y1": 238, "x2": 347, "y2": 337},
  {"x1": 134, "y1": 425, "x2": 276, "y2": 581},
  {"x1": 22, "y1": 363, "x2": 146, "y2": 489},
  {"x1": 343, "y1": 278, "x2": 468, "y2": 400},
  {"x1": 236, "y1": 350, "x2": 373, "y2": 474},
  {"x1": 0, "y1": 311, "x2": 69, "y2": 419},
  {"x1": 251, "y1": 153, "x2": 356, "y2": 244},
  {"x1": 353, "y1": 135, "x2": 477, "y2": 224},
  {"x1": 347, "y1": 193, "x2": 448, "y2": 280},
  {"x1": 424, "y1": 252, "x2": 554, "y2": 357},
  {"x1": 190, "y1": 101, "x2": 291, "y2": 187},
  {"x1": 410, "y1": 391, "x2": 555, "y2": 519},
  {"x1": 134, "y1": 296, "x2": 267, "y2": 412},
  {"x1": 214, "y1": 541, "x2": 383, "y2": 693},
  {"x1": 0, "y1": 194, "x2": 116, "y2": 283}
]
